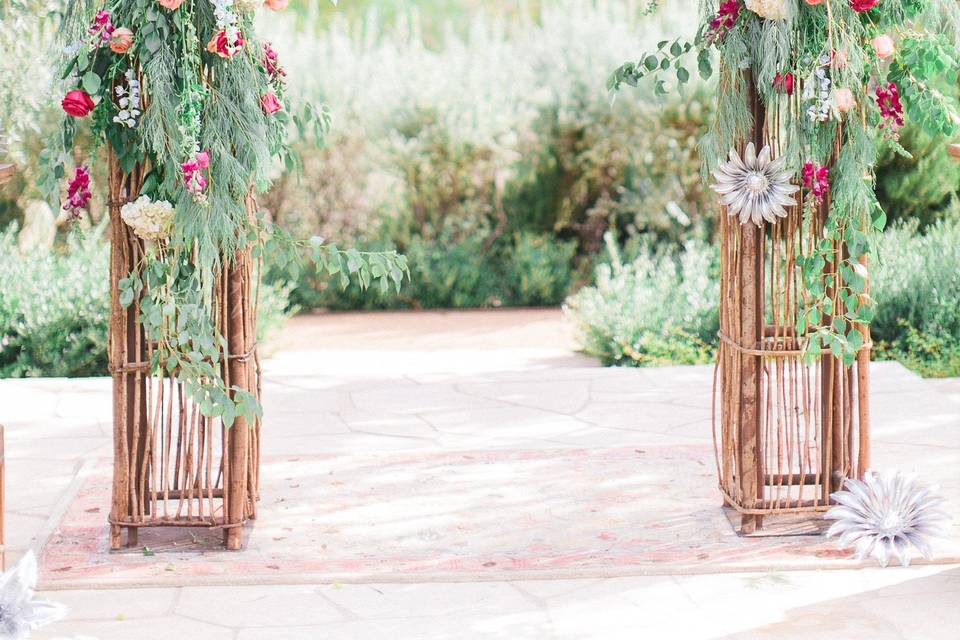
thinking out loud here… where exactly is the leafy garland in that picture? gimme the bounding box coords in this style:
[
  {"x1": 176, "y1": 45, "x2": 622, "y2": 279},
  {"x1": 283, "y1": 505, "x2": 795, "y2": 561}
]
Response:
[
  {"x1": 610, "y1": 0, "x2": 960, "y2": 365},
  {"x1": 42, "y1": 0, "x2": 407, "y2": 426}
]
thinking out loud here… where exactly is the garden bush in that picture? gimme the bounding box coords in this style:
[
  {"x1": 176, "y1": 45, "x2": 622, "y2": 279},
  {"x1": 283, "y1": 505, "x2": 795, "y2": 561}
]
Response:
[
  {"x1": 0, "y1": 227, "x2": 291, "y2": 379},
  {"x1": 872, "y1": 213, "x2": 960, "y2": 377},
  {"x1": 566, "y1": 218, "x2": 960, "y2": 376},
  {"x1": 564, "y1": 233, "x2": 719, "y2": 367}
]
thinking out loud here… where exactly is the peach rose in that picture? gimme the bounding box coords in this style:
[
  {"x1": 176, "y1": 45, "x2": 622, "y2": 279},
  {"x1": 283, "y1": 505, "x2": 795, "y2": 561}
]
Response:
[
  {"x1": 832, "y1": 87, "x2": 856, "y2": 114},
  {"x1": 871, "y1": 34, "x2": 895, "y2": 60},
  {"x1": 207, "y1": 29, "x2": 244, "y2": 58},
  {"x1": 158, "y1": 0, "x2": 184, "y2": 9},
  {"x1": 264, "y1": 0, "x2": 288, "y2": 11},
  {"x1": 805, "y1": 0, "x2": 824, "y2": 4},
  {"x1": 109, "y1": 27, "x2": 134, "y2": 54}
]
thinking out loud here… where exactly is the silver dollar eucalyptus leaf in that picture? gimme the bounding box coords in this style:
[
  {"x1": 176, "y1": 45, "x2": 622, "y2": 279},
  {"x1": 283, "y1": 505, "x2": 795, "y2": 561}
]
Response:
[
  {"x1": 825, "y1": 471, "x2": 951, "y2": 568},
  {"x1": 0, "y1": 551, "x2": 68, "y2": 639},
  {"x1": 711, "y1": 142, "x2": 799, "y2": 226}
]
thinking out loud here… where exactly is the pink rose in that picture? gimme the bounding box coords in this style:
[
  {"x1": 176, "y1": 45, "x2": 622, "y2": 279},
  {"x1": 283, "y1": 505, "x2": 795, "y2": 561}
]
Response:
[
  {"x1": 264, "y1": 0, "x2": 288, "y2": 10},
  {"x1": 195, "y1": 151, "x2": 210, "y2": 169},
  {"x1": 850, "y1": 0, "x2": 878, "y2": 12},
  {"x1": 260, "y1": 92, "x2": 282, "y2": 114},
  {"x1": 158, "y1": 0, "x2": 184, "y2": 9},
  {"x1": 832, "y1": 87, "x2": 856, "y2": 114},
  {"x1": 871, "y1": 34, "x2": 895, "y2": 59},
  {"x1": 62, "y1": 90, "x2": 95, "y2": 117},
  {"x1": 109, "y1": 27, "x2": 135, "y2": 54},
  {"x1": 207, "y1": 29, "x2": 244, "y2": 58}
]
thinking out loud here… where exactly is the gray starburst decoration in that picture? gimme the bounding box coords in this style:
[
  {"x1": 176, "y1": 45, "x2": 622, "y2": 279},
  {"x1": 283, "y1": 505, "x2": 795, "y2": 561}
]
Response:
[
  {"x1": 711, "y1": 142, "x2": 799, "y2": 226},
  {"x1": 825, "y1": 471, "x2": 950, "y2": 568},
  {"x1": 0, "y1": 552, "x2": 68, "y2": 639}
]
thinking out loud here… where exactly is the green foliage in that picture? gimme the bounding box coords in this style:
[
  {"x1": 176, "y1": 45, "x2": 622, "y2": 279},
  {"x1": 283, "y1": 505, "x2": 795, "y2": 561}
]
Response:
[
  {"x1": 567, "y1": 219, "x2": 960, "y2": 376},
  {"x1": 564, "y1": 233, "x2": 720, "y2": 367},
  {"x1": 0, "y1": 228, "x2": 109, "y2": 377},
  {"x1": 875, "y1": 125, "x2": 960, "y2": 226},
  {"x1": 874, "y1": 322, "x2": 960, "y2": 378},
  {"x1": 0, "y1": 226, "x2": 291, "y2": 379},
  {"x1": 505, "y1": 233, "x2": 577, "y2": 306},
  {"x1": 871, "y1": 214, "x2": 960, "y2": 352},
  {"x1": 272, "y1": 221, "x2": 575, "y2": 311}
]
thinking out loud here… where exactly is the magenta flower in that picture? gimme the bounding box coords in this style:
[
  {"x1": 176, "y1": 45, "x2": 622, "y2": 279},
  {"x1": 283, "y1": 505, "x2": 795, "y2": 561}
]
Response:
[
  {"x1": 705, "y1": 1, "x2": 741, "y2": 44},
  {"x1": 263, "y1": 42, "x2": 286, "y2": 81},
  {"x1": 182, "y1": 151, "x2": 210, "y2": 197},
  {"x1": 89, "y1": 10, "x2": 114, "y2": 45},
  {"x1": 802, "y1": 161, "x2": 830, "y2": 203},
  {"x1": 876, "y1": 82, "x2": 905, "y2": 136},
  {"x1": 63, "y1": 165, "x2": 92, "y2": 219}
]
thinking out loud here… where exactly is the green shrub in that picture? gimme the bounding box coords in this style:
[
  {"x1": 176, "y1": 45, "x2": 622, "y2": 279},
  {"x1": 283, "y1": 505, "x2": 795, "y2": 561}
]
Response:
[
  {"x1": 0, "y1": 228, "x2": 291, "y2": 379},
  {"x1": 274, "y1": 222, "x2": 576, "y2": 311},
  {"x1": 872, "y1": 214, "x2": 960, "y2": 343},
  {"x1": 871, "y1": 213, "x2": 960, "y2": 377},
  {"x1": 566, "y1": 219, "x2": 960, "y2": 376},
  {"x1": 564, "y1": 233, "x2": 720, "y2": 366},
  {"x1": 505, "y1": 233, "x2": 577, "y2": 306},
  {"x1": 0, "y1": 229, "x2": 110, "y2": 377}
]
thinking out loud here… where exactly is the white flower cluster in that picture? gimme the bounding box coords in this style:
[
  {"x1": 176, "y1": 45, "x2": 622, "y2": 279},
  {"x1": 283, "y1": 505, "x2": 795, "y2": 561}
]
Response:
[
  {"x1": 210, "y1": 0, "x2": 239, "y2": 29},
  {"x1": 745, "y1": 0, "x2": 789, "y2": 20},
  {"x1": 121, "y1": 195, "x2": 174, "y2": 241},
  {"x1": 113, "y1": 68, "x2": 142, "y2": 128},
  {"x1": 234, "y1": 0, "x2": 264, "y2": 11},
  {"x1": 802, "y1": 54, "x2": 833, "y2": 122}
]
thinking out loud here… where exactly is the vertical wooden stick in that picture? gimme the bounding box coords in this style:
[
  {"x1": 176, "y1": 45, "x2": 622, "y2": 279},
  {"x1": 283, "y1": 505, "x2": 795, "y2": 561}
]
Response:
[{"x1": 857, "y1": 255, "x2": 871, "y2": 477}]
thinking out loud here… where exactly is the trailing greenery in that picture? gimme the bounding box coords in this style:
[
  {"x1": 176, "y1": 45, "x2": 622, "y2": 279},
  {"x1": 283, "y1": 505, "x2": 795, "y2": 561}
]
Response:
[
  {"x1": 0, "y1": 226, "x2": 291, "y2": 378},
  {"x1": 566, "y1": 216, "x2": 960, "y2": 377}
]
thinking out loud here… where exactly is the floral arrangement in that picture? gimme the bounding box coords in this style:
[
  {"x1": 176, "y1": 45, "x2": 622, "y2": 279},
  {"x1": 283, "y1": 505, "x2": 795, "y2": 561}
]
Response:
[
  {"x1": 41, "y1": 0, "x2": 405, "y2": 424},
  {"x1": 610, "y1": 0, "x2": 960, "y2": 364}
]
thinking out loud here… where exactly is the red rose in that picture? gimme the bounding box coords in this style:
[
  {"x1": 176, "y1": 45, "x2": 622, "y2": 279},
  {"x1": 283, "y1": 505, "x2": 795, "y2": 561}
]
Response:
[
  {"x1": 850, "y1": 0, "x2": 878, "y2": 12},
  {"x1": 61, "y1": 90, "x2": 95, "y2": 117}
]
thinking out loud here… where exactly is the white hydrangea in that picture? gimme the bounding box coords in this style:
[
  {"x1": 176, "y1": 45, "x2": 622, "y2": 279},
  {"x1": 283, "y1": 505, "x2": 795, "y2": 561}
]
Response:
[
  {"x1": 745, "y1": 0, "x2": 789, "y2": 20},
  {"x1": 120, "y1": 196, "x2": 174, "y2": 241},
  {"x1": 233, "y1": 0, "x2": 264, "y2": 11}
]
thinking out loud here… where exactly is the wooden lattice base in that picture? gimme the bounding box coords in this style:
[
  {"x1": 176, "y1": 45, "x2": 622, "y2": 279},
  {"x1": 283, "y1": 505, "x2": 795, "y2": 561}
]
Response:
[
  {"x1": 712, "y1": 75, "x2": 870, "y2": 535},
  {"x1": 107, "y1": 155, "x2": 261, "y2": 551}
]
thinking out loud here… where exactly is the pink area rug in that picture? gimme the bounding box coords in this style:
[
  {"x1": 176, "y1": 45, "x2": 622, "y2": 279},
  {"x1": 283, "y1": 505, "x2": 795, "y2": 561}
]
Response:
[{"x1": 38, "y1": 446, "x2": 959, "y2": 589}]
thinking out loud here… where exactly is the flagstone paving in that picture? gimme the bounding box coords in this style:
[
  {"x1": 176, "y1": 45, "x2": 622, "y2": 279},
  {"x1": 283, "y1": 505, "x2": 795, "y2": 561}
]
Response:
[{"x1": 1, "y1": 309, "x2": 958, "y2": 638}]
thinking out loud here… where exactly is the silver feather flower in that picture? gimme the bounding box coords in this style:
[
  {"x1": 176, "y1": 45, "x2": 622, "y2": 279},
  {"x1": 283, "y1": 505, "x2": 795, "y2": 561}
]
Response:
[
  {"x1": 711, "y1": 143, "x2": 799, "y2": 226},
  {"x1": 825, "y1": 471, "x2": 950, "y2": 568},
  {"x1": 0, "y1": 552, "x2": 68, "y2": 639}
]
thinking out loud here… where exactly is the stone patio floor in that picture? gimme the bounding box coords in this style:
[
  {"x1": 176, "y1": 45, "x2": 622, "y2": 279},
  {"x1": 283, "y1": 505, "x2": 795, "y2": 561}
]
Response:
[{"x1": 1, "y1": 308, "x2": 958, "y2": 639}]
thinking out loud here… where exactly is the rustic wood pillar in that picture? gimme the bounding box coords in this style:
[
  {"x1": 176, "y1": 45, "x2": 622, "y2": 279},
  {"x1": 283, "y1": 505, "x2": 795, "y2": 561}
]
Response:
[
  {"x1": 738, "y1": 73, "x2": 766, "y2": 533},
  {"x1": 108, "y1": 153, "x2": 149, "y2": 550}
]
